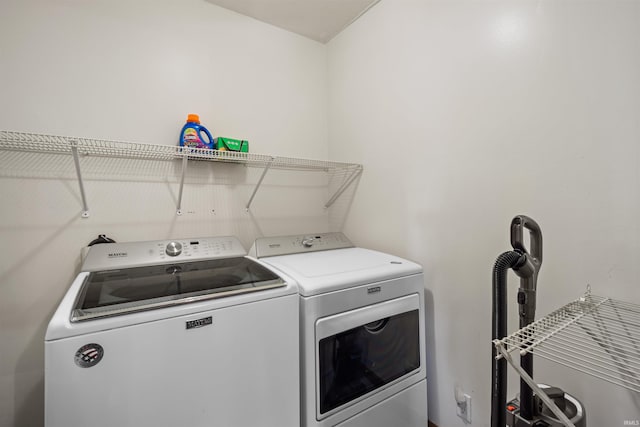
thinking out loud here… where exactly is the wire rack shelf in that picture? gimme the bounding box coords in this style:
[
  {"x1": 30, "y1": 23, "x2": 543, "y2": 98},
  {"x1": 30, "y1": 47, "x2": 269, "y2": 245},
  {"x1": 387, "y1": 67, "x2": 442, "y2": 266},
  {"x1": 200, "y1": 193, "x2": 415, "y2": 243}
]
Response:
[
  {"x1": 0, "y1": 130, "x2": 361, "y2": 171},
  {"x1": 494, "y1": 289, "x2": 640, "y2": 426},
  {"x1": 495, "y1": 291, "x2": 640, "y2": 393},
  {"x1": 0, "y1": 130, "x2": 363, "y2": 216}
]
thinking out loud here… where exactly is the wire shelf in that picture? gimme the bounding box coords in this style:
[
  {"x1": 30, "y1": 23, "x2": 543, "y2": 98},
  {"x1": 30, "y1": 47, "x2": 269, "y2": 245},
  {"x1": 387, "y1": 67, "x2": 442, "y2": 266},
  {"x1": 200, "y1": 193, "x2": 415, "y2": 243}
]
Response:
[
  {"x1": 495, "y1": 291, "x2": 640, "y2": 394},
  {"x1": 0, "y1": 130, "x2": 363, "y2": 216},
  {"x1": 0, "y1": 130, "x2": 362, "y2": 172}
]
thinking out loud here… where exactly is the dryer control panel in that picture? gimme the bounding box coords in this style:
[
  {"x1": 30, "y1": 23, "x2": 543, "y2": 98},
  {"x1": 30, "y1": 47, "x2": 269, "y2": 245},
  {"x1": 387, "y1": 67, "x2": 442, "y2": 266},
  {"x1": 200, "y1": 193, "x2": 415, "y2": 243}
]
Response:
[
  {"x1": 250, "y1": 232, "x2": 354, "y2": 258},
  {"x1": 81, "y1": 236, "x2": 246, "y2": 271}
]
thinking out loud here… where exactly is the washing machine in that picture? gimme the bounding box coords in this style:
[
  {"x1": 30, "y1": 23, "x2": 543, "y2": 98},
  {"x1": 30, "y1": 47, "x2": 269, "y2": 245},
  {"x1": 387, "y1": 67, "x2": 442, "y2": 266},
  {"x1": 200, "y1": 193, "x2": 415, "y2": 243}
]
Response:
[
  {"x1": 249, "y1": 232, "x2": 428, "y2": 427},
  {"x1": 45, "y1": 236, "x2": 299, "y2": 427}
]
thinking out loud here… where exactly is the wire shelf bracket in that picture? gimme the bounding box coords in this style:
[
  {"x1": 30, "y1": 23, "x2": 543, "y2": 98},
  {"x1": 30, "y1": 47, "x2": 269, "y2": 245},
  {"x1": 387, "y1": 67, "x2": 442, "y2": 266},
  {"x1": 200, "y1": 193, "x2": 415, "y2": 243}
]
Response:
[
  {"x1": 325, "y1": 165, "x2": 363, "y2": 209},
  {"x1": 70, "y1": 139, "x2": 90, "y2": 218},
  {"x1": 245, "y1": 157, "x2": 274, "y2": 211},
  {"x1": 176, "y1": 154, "x2": 189, "y2": 215}
]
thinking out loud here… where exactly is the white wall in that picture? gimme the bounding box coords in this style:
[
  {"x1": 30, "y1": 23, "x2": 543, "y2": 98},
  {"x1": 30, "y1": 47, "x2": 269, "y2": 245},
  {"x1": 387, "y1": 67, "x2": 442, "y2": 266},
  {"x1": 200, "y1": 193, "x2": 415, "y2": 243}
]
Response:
[
  {"x1": 0, "y1": 1, "x2": 333, "y2": 425},
  {"x1": 328, "y1": 1, "x2": 640, "y2": 426},
  {"x1": 3, "y1": 0, "x2": 640, "y2": 426}
]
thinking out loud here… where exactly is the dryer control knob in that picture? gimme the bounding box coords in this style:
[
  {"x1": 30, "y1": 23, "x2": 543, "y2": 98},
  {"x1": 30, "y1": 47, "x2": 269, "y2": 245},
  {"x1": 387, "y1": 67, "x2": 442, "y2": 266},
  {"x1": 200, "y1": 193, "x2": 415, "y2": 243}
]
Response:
[
  {"x1": 166, "y1": 241, "x2": 183, "y2": 256},
  {"x1": 302, "y1": 237, "x2": 315, "y2": 248}
]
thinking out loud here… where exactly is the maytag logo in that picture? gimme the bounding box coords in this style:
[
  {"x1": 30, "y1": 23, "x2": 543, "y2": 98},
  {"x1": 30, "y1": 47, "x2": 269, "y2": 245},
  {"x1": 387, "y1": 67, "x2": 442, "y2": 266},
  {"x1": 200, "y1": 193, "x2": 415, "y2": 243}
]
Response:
[
  {"x1": 186, "y1": 316, "x2": 213, "y2": 330},
  {"x1": 624, "y1": 421, "x2": 640, "y2": 426},
  {"x1": 108, "y1": 252, "x2": 128, "y2": 258},
  {"x1": 367, "y1": 286, "x2": 381, "y2": 294}
]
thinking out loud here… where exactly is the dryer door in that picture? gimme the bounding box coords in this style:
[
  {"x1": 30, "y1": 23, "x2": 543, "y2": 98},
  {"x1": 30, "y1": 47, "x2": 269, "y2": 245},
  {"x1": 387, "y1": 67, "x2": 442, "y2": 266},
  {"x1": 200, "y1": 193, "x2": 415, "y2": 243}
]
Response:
[{"x1": 315, "y1": 294, "x2": 421, "y2": 418}]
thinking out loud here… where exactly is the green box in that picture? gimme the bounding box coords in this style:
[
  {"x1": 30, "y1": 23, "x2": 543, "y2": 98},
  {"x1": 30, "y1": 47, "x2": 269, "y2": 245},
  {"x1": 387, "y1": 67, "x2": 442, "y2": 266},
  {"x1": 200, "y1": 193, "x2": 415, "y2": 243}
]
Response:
[{"x1": 215, "y1": 137, "x2": 249, "y2": 152}]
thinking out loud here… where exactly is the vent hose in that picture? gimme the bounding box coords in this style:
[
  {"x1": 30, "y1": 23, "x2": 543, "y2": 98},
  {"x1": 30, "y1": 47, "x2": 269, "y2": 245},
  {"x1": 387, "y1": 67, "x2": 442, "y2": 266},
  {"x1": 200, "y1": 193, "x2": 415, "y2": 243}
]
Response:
[{"x1": 491, "y1": 250, "x2": 525, "y2": 427}]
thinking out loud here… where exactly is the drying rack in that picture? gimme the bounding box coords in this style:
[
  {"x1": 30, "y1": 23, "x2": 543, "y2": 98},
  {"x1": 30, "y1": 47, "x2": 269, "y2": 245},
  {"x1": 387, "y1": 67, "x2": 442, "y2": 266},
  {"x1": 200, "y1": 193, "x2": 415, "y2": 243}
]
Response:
[
  {"x1": 493, "y1": 287, "x2": 640, "y2": 426},
  {"x1": 0, "y1": 130, "x2": 363, "y2": 217}
]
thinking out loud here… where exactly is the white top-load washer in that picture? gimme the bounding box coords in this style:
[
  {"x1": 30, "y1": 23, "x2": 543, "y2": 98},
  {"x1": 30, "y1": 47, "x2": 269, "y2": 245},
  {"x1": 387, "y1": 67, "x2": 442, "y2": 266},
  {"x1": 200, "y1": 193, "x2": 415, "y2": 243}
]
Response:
[
  {"x1": 249, "y1": 232, "x2": 428, "y2": 427},
  {"x1": 46, "y1": 236, "x2": 299, "y2": 427}
]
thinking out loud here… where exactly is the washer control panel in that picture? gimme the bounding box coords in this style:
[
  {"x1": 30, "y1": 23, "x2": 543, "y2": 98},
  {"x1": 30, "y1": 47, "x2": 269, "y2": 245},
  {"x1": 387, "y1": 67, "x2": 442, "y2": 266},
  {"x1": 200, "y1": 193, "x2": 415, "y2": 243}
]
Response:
[
  {"x1": 82, "y1": 236, "x2": 246, "y2": 271},
  {"x1": 250, "y1": 232, "x2": 354, "y2": 258}
]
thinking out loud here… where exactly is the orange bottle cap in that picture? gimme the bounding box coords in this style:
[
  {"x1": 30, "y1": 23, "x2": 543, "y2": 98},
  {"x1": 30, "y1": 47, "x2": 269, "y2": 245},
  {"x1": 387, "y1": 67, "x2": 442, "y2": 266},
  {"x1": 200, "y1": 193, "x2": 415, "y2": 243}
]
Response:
[{"x1": 187, "y1": 114, "x2": 200, "y2": 123}]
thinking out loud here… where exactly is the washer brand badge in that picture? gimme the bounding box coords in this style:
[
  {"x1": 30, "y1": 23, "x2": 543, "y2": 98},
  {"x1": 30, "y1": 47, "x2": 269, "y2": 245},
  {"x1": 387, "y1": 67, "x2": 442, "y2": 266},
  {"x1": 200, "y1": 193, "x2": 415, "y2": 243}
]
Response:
[
  {"x1": 108, "y1": 252, "x2": 128, "y2": 258},
  {"x1": 367, "y1": 286, "x2": 381, "y2": 294},
  {"x1": 186, "y1": 316, "x2": 213, "y2": 330},
  {"x1": 75, "y1": 343, "x2": 104, "y2": 368},
  {"x1": 268, "y1": 244, "x2": 281, "y2": 248}
]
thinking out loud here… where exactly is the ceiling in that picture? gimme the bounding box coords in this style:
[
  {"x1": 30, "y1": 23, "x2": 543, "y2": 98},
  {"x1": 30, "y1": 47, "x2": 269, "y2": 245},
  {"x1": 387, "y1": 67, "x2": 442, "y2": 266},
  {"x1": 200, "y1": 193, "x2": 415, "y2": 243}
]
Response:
[{"x1": 206, "y1": 0, "x2": 381, "y2": 44}]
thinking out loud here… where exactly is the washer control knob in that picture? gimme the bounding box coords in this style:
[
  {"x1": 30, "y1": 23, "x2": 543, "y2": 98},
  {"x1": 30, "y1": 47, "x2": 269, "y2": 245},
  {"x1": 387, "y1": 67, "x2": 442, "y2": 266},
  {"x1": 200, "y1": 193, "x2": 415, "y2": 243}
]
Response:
[
  {"x1": 302, "y1": 237, "x2": 315, "y2": 248},
  {"x1": 165, "y1": 241, "x2": 183, "y2": 257}
]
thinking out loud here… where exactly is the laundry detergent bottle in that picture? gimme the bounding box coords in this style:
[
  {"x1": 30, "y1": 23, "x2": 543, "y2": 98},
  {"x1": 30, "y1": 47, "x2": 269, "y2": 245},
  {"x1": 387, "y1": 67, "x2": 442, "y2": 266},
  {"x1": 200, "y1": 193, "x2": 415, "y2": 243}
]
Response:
[{"x1": 179, "y1": 114, "x2": 214, "y2": 150}]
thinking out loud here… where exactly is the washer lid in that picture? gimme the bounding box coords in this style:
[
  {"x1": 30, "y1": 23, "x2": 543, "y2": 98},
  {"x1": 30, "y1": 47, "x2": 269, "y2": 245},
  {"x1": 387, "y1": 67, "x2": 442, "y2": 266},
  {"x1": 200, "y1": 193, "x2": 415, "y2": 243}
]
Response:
[
  {"x1": 72, "y1": 257, "x2": 284, "y2": 321},
  {"x1": 261, "y1": 247, "x2": 422, "y2": 296}
]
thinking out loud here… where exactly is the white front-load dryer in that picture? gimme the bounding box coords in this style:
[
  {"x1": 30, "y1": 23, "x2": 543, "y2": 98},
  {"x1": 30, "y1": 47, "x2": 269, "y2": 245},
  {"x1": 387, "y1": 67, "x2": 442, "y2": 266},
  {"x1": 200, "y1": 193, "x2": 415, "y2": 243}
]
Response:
[
  {"x1": 250, "y1": 232, "x2": 428, "y2": 427},
  {"x1": 45, "y1": 236, "x2": 299, "y2": 427}
]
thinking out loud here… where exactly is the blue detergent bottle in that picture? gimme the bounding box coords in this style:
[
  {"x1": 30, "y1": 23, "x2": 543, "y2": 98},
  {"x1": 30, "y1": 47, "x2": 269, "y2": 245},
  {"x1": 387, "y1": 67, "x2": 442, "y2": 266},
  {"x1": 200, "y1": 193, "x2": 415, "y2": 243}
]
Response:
[{"x1": 179, "y1": 114, "x2": 214, "y2": 150}]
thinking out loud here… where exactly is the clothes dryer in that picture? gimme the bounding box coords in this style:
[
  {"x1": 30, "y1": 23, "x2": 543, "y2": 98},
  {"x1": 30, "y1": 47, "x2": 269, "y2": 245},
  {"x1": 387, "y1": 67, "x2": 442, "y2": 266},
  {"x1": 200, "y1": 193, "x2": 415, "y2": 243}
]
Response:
[{"x1": 250, "y1": 232, "x2": 428, "y2": 427}]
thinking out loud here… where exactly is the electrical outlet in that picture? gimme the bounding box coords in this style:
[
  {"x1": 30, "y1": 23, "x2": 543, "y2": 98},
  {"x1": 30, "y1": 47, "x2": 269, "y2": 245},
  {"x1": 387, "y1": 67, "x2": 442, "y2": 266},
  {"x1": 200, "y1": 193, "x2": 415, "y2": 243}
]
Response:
[{"x1": 456, "y1": 393, "x2": 472, "y2": 424}]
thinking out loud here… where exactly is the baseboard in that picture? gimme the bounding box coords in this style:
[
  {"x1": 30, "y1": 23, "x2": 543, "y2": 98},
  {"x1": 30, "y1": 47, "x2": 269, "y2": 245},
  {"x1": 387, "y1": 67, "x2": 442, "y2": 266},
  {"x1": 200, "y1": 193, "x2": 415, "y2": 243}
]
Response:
[{"x1": 428, "y1": 421, "x2": 438, "y2": 427}]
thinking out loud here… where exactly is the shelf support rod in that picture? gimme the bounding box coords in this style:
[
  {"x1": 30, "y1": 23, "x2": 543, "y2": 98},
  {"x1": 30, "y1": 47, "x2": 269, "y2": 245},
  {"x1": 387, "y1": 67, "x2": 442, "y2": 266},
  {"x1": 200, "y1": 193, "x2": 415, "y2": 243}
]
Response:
[
  {"x1": 325, "y1": 165, "x2": 362, "y2": 209},
  {"x1": 495, "y1": 341, "x2": 576, "y2": 427},
  {"x1": 246, "y1": 157, "x2": 274, "y2": 211},
  {"x1": 70, "y1": 139, "x2": 90, "y2": 218},
  {"x1": 176, "y1": 153, "x2": 189, "y2": 215}
]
